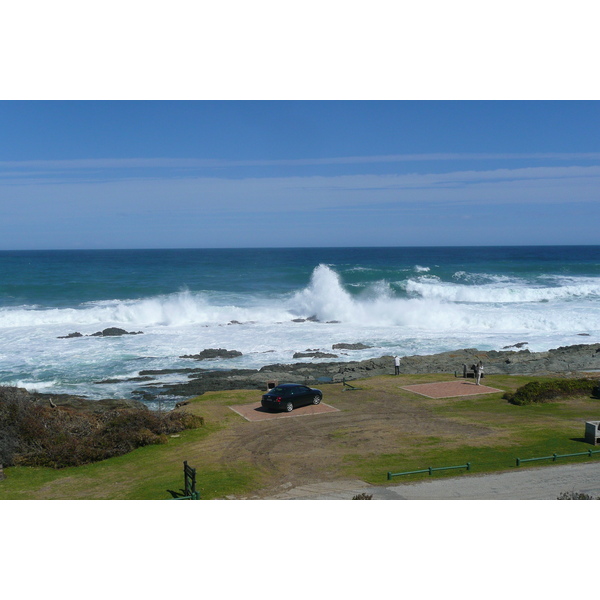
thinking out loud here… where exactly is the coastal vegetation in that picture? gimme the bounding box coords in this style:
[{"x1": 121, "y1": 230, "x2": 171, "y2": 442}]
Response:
[
  {"x1": 1, "y1": 373, "x2": 599, "y2": 500},
  {"x1": 0, "y1": 386, "x2": 203, "y2": 469},
  {"x1": 503, "y1": 378, "x2": 600, "y2": 405}
]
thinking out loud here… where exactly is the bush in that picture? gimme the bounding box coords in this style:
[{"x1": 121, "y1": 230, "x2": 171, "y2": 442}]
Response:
[
  {"x1": 0, "y1": 386, "x2": 35, "y2": 466},
  {"x1": 0, "y1": 386, "x2": 204, "y2": 468},
  {"x1": 557, "y1": 491, "x2": 600, "y2": 500},
  {"x1": 503, "y1": 379, "x2": 599, "y2": 406}
]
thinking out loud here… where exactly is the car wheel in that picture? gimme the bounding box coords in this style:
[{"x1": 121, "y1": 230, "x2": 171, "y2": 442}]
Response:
[
  {"x1": 285, "y1": 401, "x2": 293, "y2": 412},
  {"x1": 312, "y1": 395, "x2": 322, "y2": 405}
]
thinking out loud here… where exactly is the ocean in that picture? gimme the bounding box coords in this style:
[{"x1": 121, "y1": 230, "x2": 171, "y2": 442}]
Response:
[{"x1": 1, "y1": 246, "x2": 600, "y2": 406}]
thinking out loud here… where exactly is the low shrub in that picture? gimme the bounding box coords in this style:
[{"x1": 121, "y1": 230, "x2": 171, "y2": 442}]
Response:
[
  {"x1": 0, "y1": 386, "x2": 204, "y2": 468},
  {"x1": 557, "y1": 491, "x2": 600, "y2": 500},
  {"x1": 503, "y1": 379, "x2": 599, "y2": 406}
]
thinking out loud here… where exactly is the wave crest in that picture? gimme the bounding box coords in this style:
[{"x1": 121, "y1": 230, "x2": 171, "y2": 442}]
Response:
[
  {"x1": 288, "y1": 265, "x2": 600, "y2": 332},
  {"x1": 405, "y1": 277, "x2": 600, "y2": 303},
  {"x1": 0, "y1": 290, "x2": 291, "y2": 328}
]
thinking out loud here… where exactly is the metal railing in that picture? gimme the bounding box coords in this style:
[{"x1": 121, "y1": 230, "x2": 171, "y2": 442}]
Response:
[
  {"x1": 516, "y1": 449, "x2": 600, "y2": 466},
  {"x1": 387, "y1": 462, "x2": 471, "y2": 480}
]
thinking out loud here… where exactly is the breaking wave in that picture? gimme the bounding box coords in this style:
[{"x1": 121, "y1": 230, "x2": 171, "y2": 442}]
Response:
[
  {"x1": 288, "y1": 264, "x2": 600, "y2": 332},
  {"x1": 0, "y1": 290, "x2": 293, "y2": 329},
  {"x1": 1, "y1": 264, "x2": 599, "y2": 337},
  {"x1": 405, "y1": 276, "x2": 600, "y2": 303}
]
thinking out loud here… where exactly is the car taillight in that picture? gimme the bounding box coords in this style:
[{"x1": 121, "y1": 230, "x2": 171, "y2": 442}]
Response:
[{"x1": 275, "y1": 397, "x2": 282, "y2": 402}]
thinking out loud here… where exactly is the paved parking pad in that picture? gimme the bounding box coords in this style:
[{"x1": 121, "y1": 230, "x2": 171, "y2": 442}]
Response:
[
  {"x1": 230, "y1": 402, "x2": 340, "y2": 422},
  {"x1": 401, "y1": 380, "x2": 503, "y2": 399}
]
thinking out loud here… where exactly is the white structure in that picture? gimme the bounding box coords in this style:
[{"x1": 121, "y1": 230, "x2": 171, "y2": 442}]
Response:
[{"x1": 584, "y1": 421, "x2": 600, "y2": 446}]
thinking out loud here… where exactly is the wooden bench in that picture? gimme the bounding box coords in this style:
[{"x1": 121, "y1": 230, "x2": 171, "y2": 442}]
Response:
[{"x1": 461, "y1": 364, "x2": 484, "y2": 379}]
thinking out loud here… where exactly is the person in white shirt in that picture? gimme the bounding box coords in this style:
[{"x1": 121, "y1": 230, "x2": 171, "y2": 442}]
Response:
[{"x1": 475, "y1": 361, "x2": 484, "y2": 385}]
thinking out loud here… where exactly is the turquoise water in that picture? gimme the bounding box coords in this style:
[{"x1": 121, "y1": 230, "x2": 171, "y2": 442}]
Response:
[{"x1": 1, "y1": 246, "x2": 599, "y2": 402}]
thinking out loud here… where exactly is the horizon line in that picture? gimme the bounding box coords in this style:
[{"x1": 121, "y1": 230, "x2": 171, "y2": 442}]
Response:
[{"x1": 1, "y1": 243, "x2": 599, "y2": 252}]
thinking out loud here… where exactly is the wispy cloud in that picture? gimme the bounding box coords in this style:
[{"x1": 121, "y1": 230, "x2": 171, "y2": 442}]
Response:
[
  {"x1": 3, "y1": 165, "x2": 600, "y2": 215},
  {"x1": 2, "y1": 152, "x2": 600, "y2": 174},
  {"x1": 2, "y1": 161, "x2": 599, "y2": 249}
]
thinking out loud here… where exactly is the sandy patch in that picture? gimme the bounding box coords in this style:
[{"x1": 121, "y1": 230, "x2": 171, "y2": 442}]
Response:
[{"x1": 400, "y1": 380, "x2": 503, "y2": 399}]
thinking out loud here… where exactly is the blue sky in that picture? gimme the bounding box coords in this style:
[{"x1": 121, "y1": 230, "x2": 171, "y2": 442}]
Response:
[{"x1": 1, "y1": 100, "x2": 600, "y2": 249}]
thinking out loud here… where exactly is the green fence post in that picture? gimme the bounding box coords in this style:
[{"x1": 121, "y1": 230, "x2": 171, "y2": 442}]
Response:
[{"x1": 516, "y1": 458, "x2": 521, "y2": 467}]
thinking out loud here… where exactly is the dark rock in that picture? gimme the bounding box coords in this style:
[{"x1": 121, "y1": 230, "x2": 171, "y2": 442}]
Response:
[
  {"x1": 502, "y1": 342, "x2": 528, "y2": 349},
  {"x1": 94, "y1": 376, "x2": 155, "y2": 384},
  {"x1": 138, "y1": 368, "x2": 200, "y2": 376},
  {"x1": 332, "y1": 343, "x2": 372, "y2": 350},
  {"x1": 57, "y1": 332, "x2": 83, "y2": 339},
  {"x1": 180, "y1": 348, "x2": 243, "y2": 360},
  {"x1": 293, "y1": 351, "x2": 338, "y2": 359},
  {"x1": 90, "y1": 328, "x2": 143, "y2": 337},
  {"x1": 132, "y1": 343, "x2": 600, "y2": 401},
  {"x1": 154, "y1": 368, "x2": 261, "y2": 396},
  {"x1": 291, "y1": 318, "x2": 306, "y2": 323}
]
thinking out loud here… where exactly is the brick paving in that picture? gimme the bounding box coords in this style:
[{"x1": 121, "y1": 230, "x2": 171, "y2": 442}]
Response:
[{"x1": 400, "y1": 380, "x2": 503, "y2": 398}]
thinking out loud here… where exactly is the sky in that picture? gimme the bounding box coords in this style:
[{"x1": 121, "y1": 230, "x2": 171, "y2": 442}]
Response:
[{"x1": 1, "y1": 100, "x2": 600, "y2": 249}]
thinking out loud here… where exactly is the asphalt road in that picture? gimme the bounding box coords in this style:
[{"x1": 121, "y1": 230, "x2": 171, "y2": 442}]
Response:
[{"x1": 270, "y1": 461, "x2": 600, "y2": 500}]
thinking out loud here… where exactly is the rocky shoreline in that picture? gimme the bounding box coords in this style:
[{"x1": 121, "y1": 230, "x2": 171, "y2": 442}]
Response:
[{"x1": 125, "y1": 342, "x2": 600, "y2": 401}]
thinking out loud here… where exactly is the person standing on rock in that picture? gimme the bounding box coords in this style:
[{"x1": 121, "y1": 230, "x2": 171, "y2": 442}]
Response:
[
  {"x1": 394, "y1": 355, "x2": 401, "y2": 375},
  {"x1": 475, "y1": 361, "x2": 483, "y2": 385}
]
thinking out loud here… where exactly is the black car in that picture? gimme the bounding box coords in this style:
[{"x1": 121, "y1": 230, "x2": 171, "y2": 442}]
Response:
[{"x1": 261, "y1": 383, "x2": 323, "y2": 412}]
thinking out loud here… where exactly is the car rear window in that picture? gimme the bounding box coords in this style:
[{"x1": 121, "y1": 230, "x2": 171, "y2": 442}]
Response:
[{"x1": 269, "y1": 386, "x2": 288, "y2": 395}]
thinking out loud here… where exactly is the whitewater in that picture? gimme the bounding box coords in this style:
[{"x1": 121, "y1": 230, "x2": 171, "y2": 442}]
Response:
[{"x1": 1, "y1": 246, "x2": 599, "y2": 404}]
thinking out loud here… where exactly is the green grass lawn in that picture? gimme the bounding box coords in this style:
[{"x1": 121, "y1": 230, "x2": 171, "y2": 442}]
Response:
[
  {"x1": 346, "y1": 375, "x2": 600, "y2": 485},
  {"x1": 1, "y1": 373, "x2": 599, "y2": 499},
  {"x1": 0, "y1": 418, "x2": 263, "y2": 500}
]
